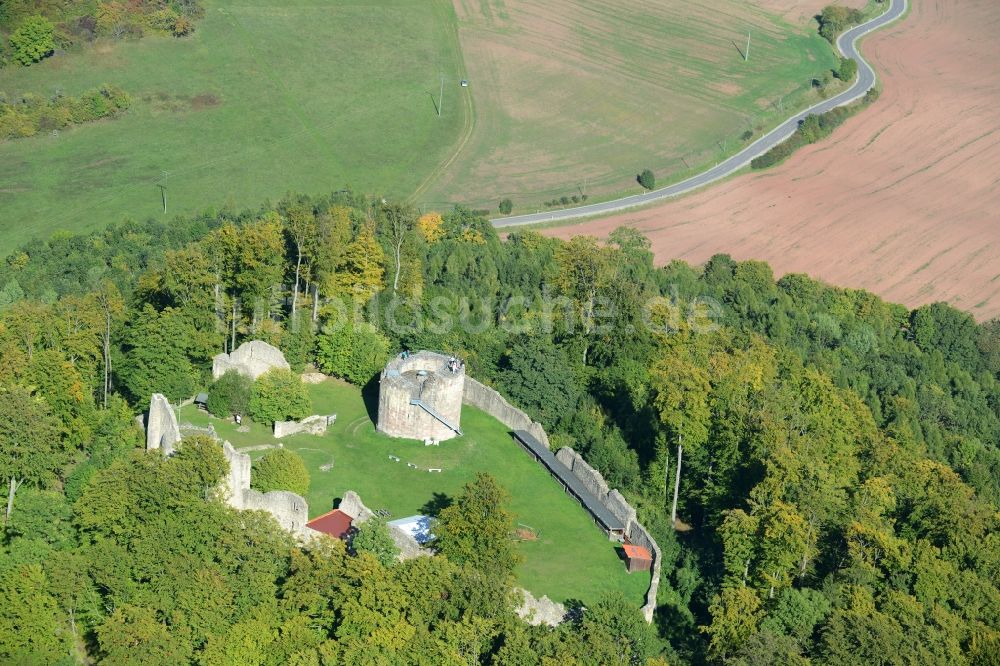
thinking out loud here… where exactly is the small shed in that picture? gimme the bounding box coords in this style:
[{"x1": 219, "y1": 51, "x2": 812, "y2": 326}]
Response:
[
  {"x1": 194, "y1": 392, "x2": 209, "y2": 410},
  {"x1": 622, "y1": 543, "x2": 652, "y2": 573},
  {"x1": 306, "y1": 509, "x2": 353, "y2": 540}
]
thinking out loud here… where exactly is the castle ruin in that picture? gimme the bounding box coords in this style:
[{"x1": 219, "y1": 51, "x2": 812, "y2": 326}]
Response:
[
  {"x1": 144, "y1": 394, "x2": 310, "y2": 539},
  {"x1": 377, "y1": 351, "x2": 465, "y2": 441}
]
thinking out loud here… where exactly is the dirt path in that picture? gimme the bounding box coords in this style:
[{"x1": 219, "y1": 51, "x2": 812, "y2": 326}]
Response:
[{"x1": 542, "y1": 0, "x2": 1000, "y2": 320}]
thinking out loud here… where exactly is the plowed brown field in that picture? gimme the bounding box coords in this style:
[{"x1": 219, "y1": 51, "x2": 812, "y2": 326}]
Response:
[{"x1": 543, "y1": 0, "x2": 1000, "y2": 320}]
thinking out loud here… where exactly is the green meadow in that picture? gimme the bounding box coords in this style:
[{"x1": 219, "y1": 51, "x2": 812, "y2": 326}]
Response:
[
  {"x1": 0, "y1": 0, "x2": 468, "y2": 254},
  {"x1": 179, "y1": 379, "x2": 651, "y2": 607},
  {"x1": 0, "y1": 0, "x2": 844, "y2": 251}
]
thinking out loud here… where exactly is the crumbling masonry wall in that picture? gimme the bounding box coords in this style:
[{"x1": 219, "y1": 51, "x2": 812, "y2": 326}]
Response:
[
  {"x1": 556, "y1": 447, "x2": 661, "y2": 623},
  {"x1": 338, "y1": 490, "x2": 429, "y2": 561},
  {"x1": 146, "y1": 394, "x2": 182, "y2": 455},
  {"x1": 220, "y1": 443, "x2": 310, "y2": 538},
  {"x1": 212, "y1": 340, "x2": 289, "y2": 381},
  {"x1": 144, "y1": 394, "x2": 310, "y2": 539},
  {"x1": 462, "y1": 378, "x2": 549, "y2": 448},
  {"x1": 273, "y1": 414, "x2": 336, "y2": 439}
]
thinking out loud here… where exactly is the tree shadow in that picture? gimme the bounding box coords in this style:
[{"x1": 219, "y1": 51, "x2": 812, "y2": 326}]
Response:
[
  {"x1": 562, "y1": 598, "x2": 586, "y2": 624},
  {"x1": 361, "y1": 374, "x2": 380, "y2": 426},
  {"x1": 420, "y1": 492, "x2": 453, "y2": 517}
]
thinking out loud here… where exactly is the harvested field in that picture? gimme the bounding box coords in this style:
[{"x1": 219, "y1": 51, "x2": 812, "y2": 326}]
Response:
[
  {"x1": 755, "y1": 0, "x2": 867, "y2": 24},
  {"x1": 425, "y1": 0, "x2": 840, "y2": 210},
  {"x1": 543, "y1": 0, "x2": 1000, "y2": 320}
]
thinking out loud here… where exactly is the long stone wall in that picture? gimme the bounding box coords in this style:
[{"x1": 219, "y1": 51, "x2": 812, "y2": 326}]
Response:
[
  {"x1": 459, "y1": 377, "x2": 660, "y2": 622},
  {"x1": 556, "y1": 447, "x2": 661, "y2": 623},
  {"x1": 462, "y1": 377, "x2": 550, "y2": 448}
]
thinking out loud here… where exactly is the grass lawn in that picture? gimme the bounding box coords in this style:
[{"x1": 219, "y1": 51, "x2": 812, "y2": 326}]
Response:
[
  {"x1": 424, "y1": 0, "x2": 844, "y2": 212},
  {"x1": 178, "y1": 378, "x2": 650, "y2": 606},
  {"x1": 0, "y1": 0, "x2": 468, "y2": 255}
]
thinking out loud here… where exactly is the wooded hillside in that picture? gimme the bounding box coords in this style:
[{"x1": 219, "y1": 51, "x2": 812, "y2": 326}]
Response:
[{"x1": 1, "y1": 191, "x2": 997, "y2": 664}]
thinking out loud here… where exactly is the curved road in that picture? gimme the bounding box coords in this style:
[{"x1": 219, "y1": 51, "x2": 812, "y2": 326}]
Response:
[{"x1": 492, "y1": 0, "x2": 907, "y2": 228}]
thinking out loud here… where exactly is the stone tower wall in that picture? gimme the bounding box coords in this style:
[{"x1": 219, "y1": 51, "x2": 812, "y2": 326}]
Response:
[{"x1": 377, "y1": 351, "x2": 464, "y2": 441}]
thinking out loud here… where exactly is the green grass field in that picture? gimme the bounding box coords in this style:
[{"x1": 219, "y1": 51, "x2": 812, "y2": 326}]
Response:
[
  {"x1": 178, "y1": 379, "x2": 650, "y2": 606},
  {"x1": 0, "y1": 0, "x2": 468, "y2": 255},
  {"x1": 426, "y1": 0, "x2": 844, "y2": 211},
  {"x1": 0, "y1": 0, "x2": 843, "y2": 253}
]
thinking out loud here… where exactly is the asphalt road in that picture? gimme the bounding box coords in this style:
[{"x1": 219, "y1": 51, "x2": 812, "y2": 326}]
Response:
[{"x1": 492, "y1": 0, "x2": 908, "y2": 228}]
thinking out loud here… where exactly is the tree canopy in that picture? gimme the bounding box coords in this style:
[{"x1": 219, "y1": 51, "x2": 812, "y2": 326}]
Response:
[{"x1": 1, "y1": 190, "x2": 998, "y2": 664}]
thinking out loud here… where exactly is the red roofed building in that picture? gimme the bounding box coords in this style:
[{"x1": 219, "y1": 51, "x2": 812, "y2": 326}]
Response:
[
  {"x1": 622, "y1": 543, "x2": 652, "y2": 573},
  {"x1": 306, "y1": 509, "x2": 353, "y2": 540}
]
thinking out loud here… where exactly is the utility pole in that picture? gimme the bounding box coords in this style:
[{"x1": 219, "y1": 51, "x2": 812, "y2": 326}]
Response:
[
  {"x1": 157, "y1": 170, "x2": 169, "y2": 214},
  {"x1": 745, "y1": 31, "x2": 751, "y2": 62},
  {"x1": 438, "y1": 73, "x2": 444, "y2": 117}
]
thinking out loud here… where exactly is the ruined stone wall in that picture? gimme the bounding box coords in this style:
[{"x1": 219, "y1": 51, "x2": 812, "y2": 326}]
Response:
[
  {"x1": 556, "y1": 447, "x2": 611, "y2": 505},
  {"x1": 146, "y1": 394, "x2": 181, "y2": 455},
  {"x1": 338, "y1": 490, "x2": 375, "y2": 524},
  {"x1": 218, "y1": 441, "x2": 309, "y2": 536},
  {"x1": 515, "y1": 588, "x2": 567, "y2": 627},
  {"x1": 212, "y1": 340, "x2": 289, "y2": 381},
  {"x1": 338, "y1": 490, "x2": 429, "y2": 561},
  {"x1": 221, "y1": 442, "x2": 252, "y2": 504},
  {"x1": 273, "y1": 414, "x2": 336, "y2": 439},
  {"x1": 240, "y1": 489, "x2": 310, "y2": 535},
  {"x1": 628, "y1": 520, "x2": 662, "y2": 623},
  {"x1": 606, "y1": 490, "x2": 638, "y2": 536},
  {"x1": 377, "y1": 352, "x2": 464, "y2": 441},
  {"x1": 145, "y1": 397, "x2": 311, "y2": 540},
  {"x1": 555, "y1": 446, "x2": 660, "y2": 622},
  {"x1": 462, "y1": 377, "x2": 549, "y2": 448}
]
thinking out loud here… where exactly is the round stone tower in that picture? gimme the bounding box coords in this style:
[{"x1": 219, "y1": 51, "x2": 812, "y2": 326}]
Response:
[{"x1": 377, "y1": 351, "x2": 465, "y2": 441}]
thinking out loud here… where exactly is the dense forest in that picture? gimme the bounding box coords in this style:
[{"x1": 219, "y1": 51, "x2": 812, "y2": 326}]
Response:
[{"x1": 1, "y1": 190, "x2": 998, "y2": 664}]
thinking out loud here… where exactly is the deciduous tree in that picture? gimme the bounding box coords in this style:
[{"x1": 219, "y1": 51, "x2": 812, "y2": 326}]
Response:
[
  {"x1": 433, "y1": 473, "x2": 521, "y2": 578},
  {"x1": 0, "y1": 386, "x2": 66, "y2": 524},
  {"x1": 252, "y1": 449, "x2": 310, "y2": 496}
]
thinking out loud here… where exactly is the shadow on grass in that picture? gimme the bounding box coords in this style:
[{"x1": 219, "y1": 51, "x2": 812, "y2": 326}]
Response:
[
  {"x1": 361, "y1": 374, "x2": 380, "y2": 426},
  {"x1": 563, "y1": 598, "x2": 586, "y2": 624},
  {"x1": 420, "y1": 492, "x2": 453, "y2": 517}
]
